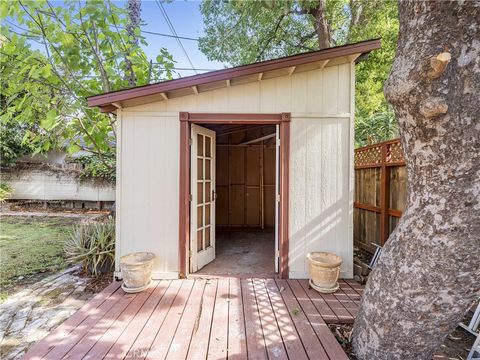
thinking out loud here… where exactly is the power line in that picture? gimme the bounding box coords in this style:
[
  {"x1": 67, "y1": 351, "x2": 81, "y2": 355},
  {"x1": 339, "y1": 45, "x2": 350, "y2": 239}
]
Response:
[
  {"x1": 112, "y1": 25, "x2": 199, "y2": 41},
  {"x1": 155, "y1": 0, "x2": 198, "y2": 75}
]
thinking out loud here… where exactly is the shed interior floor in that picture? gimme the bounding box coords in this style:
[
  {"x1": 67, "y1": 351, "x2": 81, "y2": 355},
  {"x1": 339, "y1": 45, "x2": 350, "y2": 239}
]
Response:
[{"x1": 196, "y1": 228, "x2": 275, "y2": 276}]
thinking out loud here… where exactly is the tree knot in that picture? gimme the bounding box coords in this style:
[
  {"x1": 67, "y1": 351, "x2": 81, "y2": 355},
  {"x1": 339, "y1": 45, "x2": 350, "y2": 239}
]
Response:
[
  {"x1": 428, "y1": 52, "x2": 452, "y2": 79},
  {"x1": 419, "y1": 97, "x2": 448, "y2": 118}
]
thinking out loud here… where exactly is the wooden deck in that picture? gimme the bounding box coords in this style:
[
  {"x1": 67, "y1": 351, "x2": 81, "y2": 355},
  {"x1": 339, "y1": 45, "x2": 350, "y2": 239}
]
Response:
[{"x1": 23, "y1": 278, "x2": 363, "y2": 359}]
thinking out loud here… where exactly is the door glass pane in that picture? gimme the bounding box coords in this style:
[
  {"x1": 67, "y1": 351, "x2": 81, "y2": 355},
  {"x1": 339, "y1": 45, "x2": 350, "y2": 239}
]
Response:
[
  {"x1": 205, "y1": 204, "x2": 211, "y2": 226},
  {"x1": 197, "y1": 182, "x2": 203, "y2": 203},
  {"x1": 197, "y1": 205, "x2": 203, "y2": 228},
  {"x1": 205, "y1": 136, "x2": 211, "y2": 158},
  {"x1": 197, "y1": 230, "x2": 203, "y2": 251},
  {"x1": 205, "y1": 182, "x2": 211, "y2": 202},
  {"x1": 197, "y1": 158, "x2": 203, "y2": 180},
  {"x1": 205, "y1": 226, "x2": 210, "y2": 248},
  {"x1": 205, "y1": 159, "x2": 211, "y2": 180},
  {"x1": 197, "y1": 134, "x2": 203, "y2": 156}
]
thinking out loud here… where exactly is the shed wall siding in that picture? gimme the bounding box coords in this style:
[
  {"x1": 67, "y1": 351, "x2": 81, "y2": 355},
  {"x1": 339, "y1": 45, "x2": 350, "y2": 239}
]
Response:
[{"x1": 119, "y1": 62, "x2": 354, "y2": 278}]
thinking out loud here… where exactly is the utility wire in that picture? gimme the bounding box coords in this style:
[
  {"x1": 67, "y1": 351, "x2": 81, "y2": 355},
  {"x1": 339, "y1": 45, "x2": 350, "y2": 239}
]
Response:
[
  {"x1": 155, "y1": 0, "x2": 198, "y2": 74},
  {"x1": 111, "y1": 25, "x2": 199, "y2": 41}
]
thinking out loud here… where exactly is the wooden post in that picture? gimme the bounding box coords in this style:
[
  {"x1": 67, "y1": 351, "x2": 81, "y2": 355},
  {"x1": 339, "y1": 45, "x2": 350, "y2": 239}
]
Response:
[{"x1": 380, "y1": 143, "x2": 390, "y2": 246}]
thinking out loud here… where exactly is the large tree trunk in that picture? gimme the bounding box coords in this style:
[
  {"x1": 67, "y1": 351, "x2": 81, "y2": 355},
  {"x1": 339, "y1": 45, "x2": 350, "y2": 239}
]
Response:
[{"x1": 351, "y1": 1, "x2": 480, "y2": 359}]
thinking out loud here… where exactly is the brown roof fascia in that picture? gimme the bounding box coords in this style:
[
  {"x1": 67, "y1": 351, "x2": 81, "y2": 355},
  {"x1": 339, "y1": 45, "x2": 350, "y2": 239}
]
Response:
[{"x1": 87, "y1": 38, "x2": 381, "y2": 108}]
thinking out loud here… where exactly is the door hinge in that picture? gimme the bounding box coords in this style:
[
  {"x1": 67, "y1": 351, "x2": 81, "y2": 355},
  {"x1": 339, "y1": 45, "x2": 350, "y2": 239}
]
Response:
[
  {"x1": 188, "y1": 194, "x2": 193, "y2": 201},
  {"x1": 275, "y1": 250, "x2": 280, "y2": 257},
  {"x1": 188, "y1": 138, "x2": 192, "y2": 146},
  {"x1": 276, "y1": 194, "x2": 281, "y2": 202}
]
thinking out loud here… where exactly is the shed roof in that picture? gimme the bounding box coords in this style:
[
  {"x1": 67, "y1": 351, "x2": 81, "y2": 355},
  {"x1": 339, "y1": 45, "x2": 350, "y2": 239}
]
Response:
[{"x1": 87, "y1": 38, "x2": 381, "y2": 112}]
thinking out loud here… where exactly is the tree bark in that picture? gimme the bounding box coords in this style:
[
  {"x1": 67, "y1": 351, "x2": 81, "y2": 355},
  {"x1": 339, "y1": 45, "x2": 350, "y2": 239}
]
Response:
[
  {"x1": 125, "y1": 0, "x2": 141, "y2": 87},
  {"x1": 351, "y1": 1, "x2": 480, "y2": 359},
  {"x1": 314, "y1": 0, "x2": 330, "y2": 49}
]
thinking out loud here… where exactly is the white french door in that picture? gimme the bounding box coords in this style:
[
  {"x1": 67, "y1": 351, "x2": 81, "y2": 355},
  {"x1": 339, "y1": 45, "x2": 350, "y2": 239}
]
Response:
[{"x1": 190, "y1": 124, "x2": 216, "y2": 272}]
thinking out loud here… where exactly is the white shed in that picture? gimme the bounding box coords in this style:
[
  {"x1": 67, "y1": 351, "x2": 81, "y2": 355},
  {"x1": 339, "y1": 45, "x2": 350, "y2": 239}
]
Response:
[{"x1": 88, "y1": 39, "x2": 381, "y2": 280}]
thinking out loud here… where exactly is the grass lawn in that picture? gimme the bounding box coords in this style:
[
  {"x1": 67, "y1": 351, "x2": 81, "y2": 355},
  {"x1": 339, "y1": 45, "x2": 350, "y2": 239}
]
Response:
[{"x1": 0, "y1": 216, "x2": 80, "y2": 302}]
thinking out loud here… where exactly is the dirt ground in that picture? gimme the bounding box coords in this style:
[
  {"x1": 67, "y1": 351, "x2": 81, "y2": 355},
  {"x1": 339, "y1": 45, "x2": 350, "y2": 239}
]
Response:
[{"x1": 329, "y1": 318, "x2": 476, "y2": 360}]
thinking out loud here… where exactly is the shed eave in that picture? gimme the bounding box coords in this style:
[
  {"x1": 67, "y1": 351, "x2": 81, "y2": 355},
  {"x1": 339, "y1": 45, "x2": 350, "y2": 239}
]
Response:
[{"x1": 87, "y1": 38, "x2": 381, "y2": 109}]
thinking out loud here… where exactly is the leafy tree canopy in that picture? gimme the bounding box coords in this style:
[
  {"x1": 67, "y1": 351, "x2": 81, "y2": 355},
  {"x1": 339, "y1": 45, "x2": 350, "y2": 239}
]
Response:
[
  {"x1": 0, "y1": 0, "x2": 175, "y2": 169},
  {"x1": 199, "y1": 0, "x2": 399, "y2": 147}
]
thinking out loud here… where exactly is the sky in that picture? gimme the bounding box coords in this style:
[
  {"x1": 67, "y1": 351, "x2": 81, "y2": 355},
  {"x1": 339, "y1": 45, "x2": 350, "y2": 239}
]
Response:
[{"x1": 138, "y1": 1, "x2": 226, "y2": 77}]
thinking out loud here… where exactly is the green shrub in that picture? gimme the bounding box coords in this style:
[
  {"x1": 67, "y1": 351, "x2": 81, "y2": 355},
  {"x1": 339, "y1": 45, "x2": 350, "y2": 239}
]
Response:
[
  {"x1": 64, "y1": 218, "x2": 115, "y2": 275},
  {"x1": 0, "y1": 182, "x2": 13, "y2": 203}
]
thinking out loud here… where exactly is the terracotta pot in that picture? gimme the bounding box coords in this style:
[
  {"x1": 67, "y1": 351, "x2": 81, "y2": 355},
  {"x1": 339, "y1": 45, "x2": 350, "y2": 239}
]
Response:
[
  {"x1": 307, "y1": 252, "x2": 342, "y2": 293},
  {"x1": 120, "y1": 252, "x2": 155, "y2": 292}
]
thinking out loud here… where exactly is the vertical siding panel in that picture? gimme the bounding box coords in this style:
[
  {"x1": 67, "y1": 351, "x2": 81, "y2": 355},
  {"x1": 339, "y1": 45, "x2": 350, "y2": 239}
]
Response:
[
  {"x1": 291, "y1": 72, "x2": 307, "y2": 113},
  {"x1": 338, "y1": 117, "x2": 352, "y2": 276},
  {"x1": 181, "y1": 93, "x2": 198, "y2": 111},
  {"x1": 304, "y1": 118, "x2": 321, "y2": 275},
  {"x1": 166, "y1": 97, "x2": 183, "y2": 112},
  {"x1": 196, "y1": 91, "x2": 213, "y2": 112},
  {"x1": 227, "y1": 85, "x2": 245, "y2": 112},
  {"x1": 307, "y1": 69, "x2": 323, "y2": 113},
  {"x1": 274, "y1": 76, "x2": 292, "y2": 112},
  {"x1": 243, "y1": 82, "x2": 260, "y2": 112},
  {"x1": 289, "y1": 118, "x2": 307, "y2": 277},
  {"x1": 337, "y1": 63, "x2": 351, "y2": 114},
  {"x1": 323, "y1": 66, "x2": 339, "y2": 114},
  {"x1": 211, "y1": 86, "x2": 229, "y2": 112},
  {"x1": 259, "y1": 78, "x2": 276, "y2": 112}
]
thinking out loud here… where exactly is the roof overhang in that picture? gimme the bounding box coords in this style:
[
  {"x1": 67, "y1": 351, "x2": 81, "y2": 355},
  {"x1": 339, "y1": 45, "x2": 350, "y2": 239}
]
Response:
[{"x1": 87, "y1": 38, "x2": 381, "y2": 112}]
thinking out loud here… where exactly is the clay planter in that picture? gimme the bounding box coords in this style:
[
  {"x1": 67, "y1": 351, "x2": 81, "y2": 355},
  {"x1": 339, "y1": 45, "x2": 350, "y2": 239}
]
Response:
[
  {"x1": 120, "y1": 252, "x2": 155, "y2": 293},
  {"x1": 307, "y1": 252, "x2": 342, "y2": 293}
]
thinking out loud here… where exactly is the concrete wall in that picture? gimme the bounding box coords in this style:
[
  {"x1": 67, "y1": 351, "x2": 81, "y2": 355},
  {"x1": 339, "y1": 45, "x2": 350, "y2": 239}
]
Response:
[
  {"x1": 118, "y1": 59, "x2": 355, "y2": 279},
  {"x1": 1, "y1": 166, "x2": 115, "y2": 202}
]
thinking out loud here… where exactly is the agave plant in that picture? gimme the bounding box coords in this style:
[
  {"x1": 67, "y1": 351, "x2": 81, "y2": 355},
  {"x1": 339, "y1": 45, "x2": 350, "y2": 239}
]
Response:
[{"x1": 65, "y1": 218, "x2": 115, "y2": 275}]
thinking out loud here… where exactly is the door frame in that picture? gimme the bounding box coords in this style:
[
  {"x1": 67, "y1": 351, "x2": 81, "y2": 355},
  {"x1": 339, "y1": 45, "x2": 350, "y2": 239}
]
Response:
[{"x1": 179, "y1": 112, "x2": 291, "y2": 278}]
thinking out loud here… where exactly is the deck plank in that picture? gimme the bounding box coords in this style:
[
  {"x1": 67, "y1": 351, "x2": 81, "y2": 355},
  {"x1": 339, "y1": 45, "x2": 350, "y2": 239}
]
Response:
[
  {"x1": 288, "y1": 280, "x2": 349, "y2": 360},
  {"x1": 83, "y1": 281, "x2": 159, "y2": 359},
  {"x1": 167, "y1": 280, "x2": 207, "y2": 360},
  {"x1": 298, "y1": 280, "x2": 352, "y2": 323},
  {"x1": 241, "y1": 279, "x2": 268, "y2": 360},
  {"x1": 146, "y1": 279, "x2": 195, "y2": 359},
  {"x1": 42, "y1": 286, "x2": 126, "y2": 359},
  {"x1": 127, "y1": 280, "x2": 183, "y2": 359},
  {"x1": 277, "y1": 279, "x2": 329, "y2": 360},
  {"x1": 105, "y1": 280, "x2": 172, "y2": 359},
  {"x1": 227, "y1": 278, "x2": 248, "y2": 360},
  {"x1": 22, "y1": 281, "x2": 121, "y2": 360},
  {"x1": 187, "y1": 279, "x2": 218, "y2": 360},
  {"x1": 252, "y1": 279, "x2": 288, "y2": 360},
  {"x1": 24, "y1": 277, "x2": 363, "y2": 360},
  {"x1": 207, "y1": 278, "x2": 230, "y2": 360},
  {"x1": 297, "y1": 280, "x2": 338, "y2": 323},
  {"x1": 62, "y1": 291, "x2": 138, "y2": 359},
  {"x1": 264, "y1": 279, "x2": 308, "y2": 360}
]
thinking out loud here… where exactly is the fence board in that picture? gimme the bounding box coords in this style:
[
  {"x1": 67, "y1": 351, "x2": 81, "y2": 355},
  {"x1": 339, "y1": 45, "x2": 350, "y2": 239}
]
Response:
[{"x1": 354, "y1": 139, "x2": 406, "y2": 253}]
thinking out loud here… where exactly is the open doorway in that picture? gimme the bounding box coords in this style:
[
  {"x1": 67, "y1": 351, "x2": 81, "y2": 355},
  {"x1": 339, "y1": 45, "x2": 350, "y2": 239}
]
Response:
[{"x1": 191, "y1": 123, "x2": 278, "y2": 277}]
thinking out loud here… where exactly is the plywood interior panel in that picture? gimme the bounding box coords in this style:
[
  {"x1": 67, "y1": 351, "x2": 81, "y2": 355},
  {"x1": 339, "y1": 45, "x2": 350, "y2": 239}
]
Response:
[{"x1": 213, "y1": 125, "x2": 276, "y2": 228}]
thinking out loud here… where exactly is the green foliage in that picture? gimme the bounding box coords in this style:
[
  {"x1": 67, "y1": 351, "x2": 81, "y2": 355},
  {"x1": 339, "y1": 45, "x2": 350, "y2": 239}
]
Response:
[
  {"x1": 71, "y1": 154, "x2": 116, "y2": 182},
  {"x1": 199, "y1": 0, "x2": 400, "y2": 145},
  {"x1": 0, "y1": 182, "x2": 13, "y2": 203},
  {"x1": 355, "y1": 108, "x2": 398, "y2": 147},
  {"x1": 0, "y1": 1, "x2": 175, "y2": 168},
  {"x1": 64, "y1": 218, "x2": 115, "y2": 276}
]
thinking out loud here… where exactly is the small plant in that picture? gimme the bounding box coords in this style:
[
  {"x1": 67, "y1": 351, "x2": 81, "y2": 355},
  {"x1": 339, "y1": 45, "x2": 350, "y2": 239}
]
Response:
[
  {"x1": 0, "y1": 182, "x2": 13, "y2": 203},
  {"x1": 64, "y1": 218, "x2": 115, "y2": 275},
  {"x1": 292, "y1": 308, "x2": 301, "y2": 316}
]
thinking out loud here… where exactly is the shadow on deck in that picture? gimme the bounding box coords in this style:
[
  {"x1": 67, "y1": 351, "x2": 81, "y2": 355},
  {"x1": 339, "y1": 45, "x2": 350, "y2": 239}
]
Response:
[{"x1": 23, "y1": 278, "x2": 364, "y2": 359}]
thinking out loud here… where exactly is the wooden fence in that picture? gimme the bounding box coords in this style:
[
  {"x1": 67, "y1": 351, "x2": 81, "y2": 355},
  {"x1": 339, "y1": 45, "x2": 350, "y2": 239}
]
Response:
[{"x1": 354, "y1": 139, "x2": 407, "y2": 253}]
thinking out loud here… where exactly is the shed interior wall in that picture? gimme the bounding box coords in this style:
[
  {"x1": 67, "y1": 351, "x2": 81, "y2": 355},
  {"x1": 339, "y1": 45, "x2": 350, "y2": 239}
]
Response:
[{"x1": 212, "y1": 125, "x2": 276, "y2": 228}]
